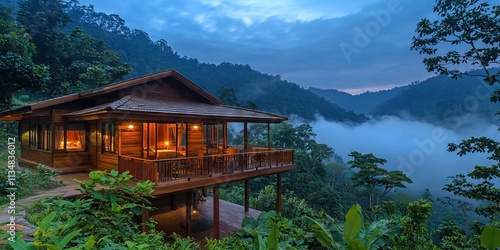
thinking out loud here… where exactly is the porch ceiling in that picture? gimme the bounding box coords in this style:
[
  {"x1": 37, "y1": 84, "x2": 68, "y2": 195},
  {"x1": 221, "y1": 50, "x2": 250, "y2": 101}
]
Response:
[{"x1": 63, "y1": 95, "x2": 287, "y2": 123}]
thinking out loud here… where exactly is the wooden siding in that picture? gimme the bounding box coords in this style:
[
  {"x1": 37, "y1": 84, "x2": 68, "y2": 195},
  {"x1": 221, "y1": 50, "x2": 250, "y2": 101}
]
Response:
[
  {"x1": 52, "y1": 151, "x2": 90, "y2": 168},
  {"x1": 89, "y1": 121, "x2": 98, "y2": 168},
  {"x1": 119, "y1": 78, "x2": 205, "y2": 104},
  {"x1": 19, "y1": 117, "x2": 53, "y2": 167},
  {"x1": 187, "y1": 124, "x2": 204, "y2": 157},
  {"x1": 119, "y1": 123, "x2": 142, "y2": 158},
  {"x1": 51, "y1": 109, "x2": 73, "y2": 123},
  {"x1": 89, "y1": 121, "x2": 119, "y2": 171}
]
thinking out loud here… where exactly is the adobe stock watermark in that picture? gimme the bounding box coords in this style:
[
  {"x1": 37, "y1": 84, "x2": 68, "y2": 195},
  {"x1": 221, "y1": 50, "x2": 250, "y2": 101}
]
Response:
[
  {"x1": 398, "y1": 83, "x2": 493, "y2": 177},
  {"x1": 5, "y1": 137, "x2": 17, "y2": 242},
  {"x1": 339, "y1": 0, "x2": 404, "y2": 63}
]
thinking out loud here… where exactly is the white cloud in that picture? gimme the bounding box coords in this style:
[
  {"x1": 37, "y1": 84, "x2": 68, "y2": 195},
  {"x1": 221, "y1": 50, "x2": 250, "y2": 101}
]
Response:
[{"x1": 195, "y1": 0, "x2": 382, "y2": 25}]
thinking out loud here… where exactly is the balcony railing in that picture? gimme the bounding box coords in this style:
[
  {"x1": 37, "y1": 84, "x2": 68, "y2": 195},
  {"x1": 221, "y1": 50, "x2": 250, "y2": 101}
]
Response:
[{"x1": 118, "y1": 149, "x2": 294, "y2": 184}]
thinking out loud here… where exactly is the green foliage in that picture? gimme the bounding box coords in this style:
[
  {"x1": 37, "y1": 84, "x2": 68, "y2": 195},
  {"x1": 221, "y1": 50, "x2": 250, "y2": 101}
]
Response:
[
  {"x1": 232, "y1": 122, "x2": 348, "y2": 217},
  {"x1": 0, "y1": 164, "x2": 62, "y2": 205},
  {"x1": 446, "y1": 137, "x2": 500, "y2": 222},
  {"x1": 436, "y1": 220, "x2": 473, "y2": 250},
  {"x1": 250, "y1": 185, "x2": 315, "y2": 219},
  {"x1": 348, "y1": 151, "x2": 412, "y2": 216},
  {"x1": 203, "y1": 235, "x2": 245, "y2": 250},
  {"x1": 411, "y1": 0, "x2": 500, "y2": 87},
  {"x1": 23, "y1": 170, "x2": 164, "y2": 249},
  {"x1": 306, "y1": 204, "x2": 402, "y2": 249},
  {"x1": 392, "y1": 199, "x2": 439, "y2": 250},
  {"x1": 480, "y1": 225, "x2": 500, "y2": 250},
  {"x1": 0, "y1": 3, "x2": 48, "y2": 110},
  {"x1": 9, "y1": 211, "x2": 83, "y2": 250},
  {"x1": 15, "y1": 0, "x2": 130, "y2": 98},
  {"x1": 164, "y1": 233, "x2": 200, "y2": 250},
  {"x1": 237, "y1": 211, "x2": 311, "y2": 249}
]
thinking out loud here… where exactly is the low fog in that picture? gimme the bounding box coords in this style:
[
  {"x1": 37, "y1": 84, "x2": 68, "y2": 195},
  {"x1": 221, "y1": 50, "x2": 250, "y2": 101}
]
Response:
[{"x1": 308, "y1": 115, "x2": 499, "y2": 196}]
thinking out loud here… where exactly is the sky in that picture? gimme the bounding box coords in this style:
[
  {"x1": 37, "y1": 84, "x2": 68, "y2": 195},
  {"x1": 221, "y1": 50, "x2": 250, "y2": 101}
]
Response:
[{"x1": 77, "y1": 0, "x2": 440, "y2": 94}]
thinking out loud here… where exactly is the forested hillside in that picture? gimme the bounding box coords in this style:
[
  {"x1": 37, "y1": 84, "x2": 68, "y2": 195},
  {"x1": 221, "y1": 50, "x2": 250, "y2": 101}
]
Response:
[
  {"x1": 60, "y1": 3, "x2": 367, "y2": 124},
  {"x1": 309, "y1": 84, "x2": 412, "y2": 114},
  {"x1": 310, "y1": 71, "x2": 499, "y2": 127},
  {"x1": 372, "y1": 73, "x2": 499, "y2": 126}
]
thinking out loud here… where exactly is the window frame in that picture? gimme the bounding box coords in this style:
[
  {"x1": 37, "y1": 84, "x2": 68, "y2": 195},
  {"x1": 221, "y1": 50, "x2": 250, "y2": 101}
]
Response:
[
  {"x1": 54, "y1": 123, "x2": 87, "y2": 152},
  {"x1": 38, "y1": 124, "x2": 51, "y2": 151},
  {"x1": 102, "y1": 122, "x2": 116, "y2": 154}
]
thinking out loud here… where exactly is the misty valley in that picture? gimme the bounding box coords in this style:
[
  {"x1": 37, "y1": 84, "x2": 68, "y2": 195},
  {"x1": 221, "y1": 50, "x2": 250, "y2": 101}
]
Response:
[{"x1": 1, "y1": 0, "x2": 500, "y2": 249}]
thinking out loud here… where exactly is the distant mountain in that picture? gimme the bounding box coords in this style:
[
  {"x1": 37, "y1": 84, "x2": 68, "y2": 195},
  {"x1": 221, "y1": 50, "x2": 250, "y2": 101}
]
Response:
[
  {"x1": 61, "y1": 3, "x2": 367, "y2": 124},
  {"x1": 309, "y1": 85, "x2": 413, "y2": 114},
  {"x1": 310, "y1": 70, "x2": 499, "y2": 127},
  {"x1": 372, "y1": 73, "x2": 499, "y2": 126}
]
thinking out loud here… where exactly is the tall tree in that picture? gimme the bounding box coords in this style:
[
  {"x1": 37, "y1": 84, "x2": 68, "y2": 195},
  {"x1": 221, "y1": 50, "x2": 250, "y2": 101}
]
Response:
[
  {"x1": 17, "y1": 0, "x2": 71, "y2": 65},
  {"x1": 17, "y1": 0, "x2": 130, "y2": 97},
  {"x1": 412, "y1": 0, "x2": 500, "y2": 224},
  {"x1": 0, "y1": 4, "x2": 48, "y2": 110},
  {"x1": 348, "y1": 151, "x2": 412, "y2": 215},
  {"x1": 411, "y1": 0, "x2": 500, "y2": 87}
]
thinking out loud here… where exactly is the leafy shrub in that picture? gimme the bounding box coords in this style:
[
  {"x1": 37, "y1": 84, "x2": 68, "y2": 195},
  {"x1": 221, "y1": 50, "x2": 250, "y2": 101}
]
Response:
[{"x1": 19, "y1": 170, "x2": 165, "y2": 249}]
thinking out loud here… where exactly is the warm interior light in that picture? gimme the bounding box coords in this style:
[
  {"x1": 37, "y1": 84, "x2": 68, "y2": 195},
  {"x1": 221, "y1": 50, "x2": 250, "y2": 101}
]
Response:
[
  {"x1": 165, "y1": 141, "x2": 169, "y2": 146},
  {"x1": 193, "y1": 125, "x2": 199, "y2": 129},
  {"x1": 128, "y1": 124, "x2": 134, "y2": 129}
]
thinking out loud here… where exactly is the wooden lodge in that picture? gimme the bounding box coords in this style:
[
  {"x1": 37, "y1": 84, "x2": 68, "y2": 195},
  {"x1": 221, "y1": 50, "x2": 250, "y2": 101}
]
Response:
[{"x1": 0, "y1": 69, "x2": 296, "y2": 238}]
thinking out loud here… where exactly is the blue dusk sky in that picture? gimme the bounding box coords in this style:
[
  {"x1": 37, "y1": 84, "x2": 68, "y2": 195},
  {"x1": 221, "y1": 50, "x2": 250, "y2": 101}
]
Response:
[{"x1": 77, "y1": 0, "x2": 443, "y2": 94}]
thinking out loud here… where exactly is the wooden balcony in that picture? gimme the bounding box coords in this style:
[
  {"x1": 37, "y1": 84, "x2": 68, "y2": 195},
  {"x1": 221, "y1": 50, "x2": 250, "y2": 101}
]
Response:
[{"x1": 118, "y1": 149, "x2": 295, "y2": 194}]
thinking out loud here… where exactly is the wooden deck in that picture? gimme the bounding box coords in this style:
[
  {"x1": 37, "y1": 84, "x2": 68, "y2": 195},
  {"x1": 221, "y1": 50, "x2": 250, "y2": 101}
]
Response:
[
  {"x1": 152, "y1": 164, "x2": 295, "y2": 196},
  {"x1": 152, "y1": 197, "x2": 260, "y2": 242}
]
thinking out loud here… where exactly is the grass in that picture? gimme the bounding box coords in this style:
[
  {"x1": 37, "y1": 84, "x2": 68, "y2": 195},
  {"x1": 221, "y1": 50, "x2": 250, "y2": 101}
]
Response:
[{"x1": 0, "y1": 160, "x2": 64, "y2": 205}]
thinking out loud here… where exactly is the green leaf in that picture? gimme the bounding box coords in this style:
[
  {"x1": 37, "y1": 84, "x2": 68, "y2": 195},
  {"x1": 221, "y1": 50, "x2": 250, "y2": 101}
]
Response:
[
  {"x1": 90, "y1": 189, "x2": 106, "y2": 201},
  {"x1": 55, "y1": 229, "x2": 80, "y2": 248},
  {"x1": 39, "y1": 211, "x2": 57, "y2": 231},
  {"x1": 480, "y1": 226, "x2": 500, "y2": 249},
  {"x1": 344, "y1": 204, "x2": 363, "y2": 241},
  {"x1": 268, "y1": 225, "x2": 279, "y2": 250},
  {"x1": 88, "y1": 171, "x2": 102, "y2": 181},
  {"x1": 8, "y1": 235, "x2": 35, "y2": 250},
  {"x1": 84, "y1": 235, "x2": 96, "y2": 249}
]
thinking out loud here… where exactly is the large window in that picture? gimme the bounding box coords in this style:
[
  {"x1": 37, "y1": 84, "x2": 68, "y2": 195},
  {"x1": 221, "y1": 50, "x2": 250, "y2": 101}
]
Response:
[
  {"x1": 29, "y1": 124, "x2": 37, "y2": 148},
  {"x1": 55, "y1": 124, "x2": 86, "y2": 151},
  {"x1": 102, "y1": 122, "x2": 116, "y2": 153},
  {"x1": 38, "y1": 125, "x2": 51, "y2": 150},
  {"x1": 142, "y1": 123, "x2": 182, "y2": 159},
  {"x1": 204, "y1": 123, "x2": 224, "y2": 151}
]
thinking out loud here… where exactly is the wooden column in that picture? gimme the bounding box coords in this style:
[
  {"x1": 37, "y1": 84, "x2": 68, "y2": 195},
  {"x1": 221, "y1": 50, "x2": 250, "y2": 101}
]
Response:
[
  {"x1": 244, "y1": 179, "x2": 250, "y2": 212},
  {"x1": 223, "y1": 123, "x2": 227, "y2": 152},
  {"x1": 186, "y1": 192, "x2": 192, "y2": 234},
  {"x1": 243, "y1": 122, "x2": 248, "y2": 152},
  {"x1": 276, "y1": 173, "x2": 282, "y2": 213},
  {"x1": 213, "y1": 186, "x2": 220, "y2": 239},
  {"x1": 141, "y1": 208, "x2": 150, "y2": 233}
]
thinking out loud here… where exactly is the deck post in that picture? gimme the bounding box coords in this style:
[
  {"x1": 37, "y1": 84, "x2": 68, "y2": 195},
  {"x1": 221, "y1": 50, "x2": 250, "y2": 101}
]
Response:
[
  {"x1": 141, "y1": 208, "x2": 150, "y2": 233},
  {"x1": 213, "y1": 186, "x2": 220, "y2": 239},
  {"x1": 243, "y1": 122, "x2": 248, "y2": 152},
  {"x1": 277, "y1": 173, "x2": 282, "y2": 213},
  {"x1": 244, "y1": 179, "x2": 250, "y2": 212},
  {"x1": 186, "y1": 192, "x2": 192, "y2": 234}
]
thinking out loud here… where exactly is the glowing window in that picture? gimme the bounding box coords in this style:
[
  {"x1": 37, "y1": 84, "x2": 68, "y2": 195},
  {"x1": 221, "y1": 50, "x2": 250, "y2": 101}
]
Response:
[{"x1": 54, "y1": 124, "x2": 86, "y2": 151}]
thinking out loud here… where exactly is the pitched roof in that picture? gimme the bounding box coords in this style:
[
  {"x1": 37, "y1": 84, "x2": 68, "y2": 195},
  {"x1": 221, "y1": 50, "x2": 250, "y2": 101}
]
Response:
[
  {"x1": 0, "y1": 69, "x2": 287, "y2": 123},
  {"x1": 64, "y1": 95, "x2": 287, "y2": 122}
]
